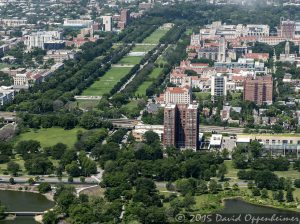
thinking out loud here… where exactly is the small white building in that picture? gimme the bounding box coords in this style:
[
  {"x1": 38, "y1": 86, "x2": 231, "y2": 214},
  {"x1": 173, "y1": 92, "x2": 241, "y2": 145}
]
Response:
[
  {"x1": 209, "y1": 134, "x2": 223, "y2": 149},
  {"x1": 0, "y1": 86, "x2": 14, "y2": 107}
]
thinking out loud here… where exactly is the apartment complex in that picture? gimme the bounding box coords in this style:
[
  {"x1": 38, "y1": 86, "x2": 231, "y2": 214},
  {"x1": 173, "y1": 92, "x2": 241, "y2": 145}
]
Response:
[
  {"x1": 211, "y1": 74, "x2": 227, "y2": 97},
  {"x1": 102, "y1": 16, "x2": 112, "y2": 32},
  {"x1": 163, "y1": 103, "x2": 199, "y2": 150},
  {"x1": 243, "y1": 75, "x2": 273, "y2": 105},
  {"x1": 24, "y1": 31, "x2": 62, "y2": 50},
  {"x1": 118, "y1": 9, "x2": 130, "y2": 29},
  {"x1": 164, "y1": 87, "x2": 192, "y2": 104}
]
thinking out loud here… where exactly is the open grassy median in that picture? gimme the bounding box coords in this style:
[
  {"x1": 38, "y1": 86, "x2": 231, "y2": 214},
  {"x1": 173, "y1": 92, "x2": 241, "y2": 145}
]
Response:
[
  {"x1": 82, "y1": 67, "x2": 132, "y2": 96},
  {"x1": 143, "y1": 28, "x2": 170, "y2": 44},
  {"x1": 16, "y1": 127, "x2": 84, "y2": 148},
  {"x1": 118, "y1": 56, "x2": 143, "y2": 65},
  {"x1": 135, "y1": 67, "x2": 163, "y2": 96},
  {"x1": 131, "y1": 45, "x2": 155, "y2": 52}
]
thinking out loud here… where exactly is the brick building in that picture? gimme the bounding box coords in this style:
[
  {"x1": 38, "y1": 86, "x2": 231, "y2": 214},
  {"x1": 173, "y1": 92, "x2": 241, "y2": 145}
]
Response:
[
  {"x1": 243, "y1": 75, "x2": 273, "y2": 105},
  {"x1": 280, "y1": 20, "x2": 295, "y2": 39},
  {"x1": 163, "y1": 103, "x2": 199, "y2": 150}
]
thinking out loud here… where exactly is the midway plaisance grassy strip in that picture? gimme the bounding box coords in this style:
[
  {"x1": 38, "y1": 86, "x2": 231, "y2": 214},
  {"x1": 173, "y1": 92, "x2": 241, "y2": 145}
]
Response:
[
  {"x1": 131, "y1": 45, "x2": 155, "y2": 52},
  {"x1": 142, "y1": 28, "x2": 171, "y2": 44},
  {"x1": 118, "y1": 56, "x2": 143, "y2": 65},
  {"x1": 67, "y1": 99, "x2": 100, "y2": 110},
  {"x1": 82, "y1": 67, "x2": 132, "y2": 96},
  {"x1": 5, "y1": 22, "x2": 162, "y2": 113},
  {"x1": 135, "y1": 67, "x2": 163, "y2": 97},
  {"x1": 81, "y1": 26, "x2": 168, "y2": 97},
  {"x1": 120, "y1": 45, "x2": 167, "y2": 96},
  {"x1": 145, "y1": 27, "x2": 189, "y2": 98}
]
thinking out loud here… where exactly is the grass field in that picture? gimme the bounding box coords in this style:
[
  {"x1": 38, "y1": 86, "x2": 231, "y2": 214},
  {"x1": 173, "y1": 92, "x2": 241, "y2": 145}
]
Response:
[
  {"x1": 0, "y1": 63, "x2": 13, "y2": 69},
  {"x1": 16, "y1": 127, "x2": 84, "y2": 148},
  {"x1": 224, "y1": 160, "x2": 239, "y2": 180},
  {"x1": 0, "y1": 155, "x2": 25, "y2": 174},
  {"x1": 118, "y1": 56, "x2": 143, "y2": 65},
  {"x1": 122, "y1": 100, "x2": 139, "y2": 110},
  {"x1": 80, "y1": 186, "x2": 105, "y2": 197},
  {"x1": 67, "y1": 99, "x2": 100, "y2": 110},
  {"x1": 275, "y1": 169, "x2": 300, "y2": 179},
  {"x1": 135, "y1": 67, "x2": 163, "y2": 96},
  {"x1": 143, "y1": 28, "x2": 170, "y2": 44},
  {"x1": 194, "y1": 92, "x2": 211, "y2": 101},
  {"x1": 82, "y1": 67, "x2": 132, "y2": 96},
  {"x1": 131, "y1": 45, "x2": 155, "y2": 52}
]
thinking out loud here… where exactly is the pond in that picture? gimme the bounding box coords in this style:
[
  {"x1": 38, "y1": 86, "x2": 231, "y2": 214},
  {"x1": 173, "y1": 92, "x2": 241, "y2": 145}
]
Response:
[
  {"x1": 222, "y1": 198, "x2": 298, "y2": 214},
  {"x1": 0, "y1": 190, "x2": 54, "y2": 224}
]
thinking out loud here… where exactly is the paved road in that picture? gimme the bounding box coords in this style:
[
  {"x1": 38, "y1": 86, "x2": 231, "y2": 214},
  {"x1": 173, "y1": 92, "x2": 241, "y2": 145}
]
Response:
[{"x1": 200, "y1": 125, "x2": 245, "y2": 134}]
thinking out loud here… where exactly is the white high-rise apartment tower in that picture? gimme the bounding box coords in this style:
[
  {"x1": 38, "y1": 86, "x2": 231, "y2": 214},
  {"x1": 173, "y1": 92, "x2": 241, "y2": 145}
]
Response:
[{"x1": 102, "y1": 16, "x2": 112, "y2": 32}]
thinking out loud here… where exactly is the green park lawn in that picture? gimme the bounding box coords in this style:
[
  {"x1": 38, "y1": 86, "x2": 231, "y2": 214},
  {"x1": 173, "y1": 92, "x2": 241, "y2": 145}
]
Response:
[
  {"x1": 76, "y1": 99, "x2": 100, "y2": 110},
  {"x1": 16, "y1": 127, "x2": 84, "y2": 148},
  {"x1": 131, "y1": 45, "x2": 155, "y2": 52},
  {"x1": 122, "y1": 100, "x2": 139, "y2": 110},
  {"x1": 274, "y1": 168, "x2": 300, "y2": 179},
  {"x1": 135, "y1": 67, "x2": 163, "y2": 96},
  {"x1": 194, "y1": 92, "x2": 211, "y2": 101},
  {"x1": 0, "y1": 63, "x2": 14, "y2": 69},
  {"x1": 118, "y1": 56, "x2": 143, "y2": 65},
  {"x1": 224, "y1": 160, "x2": 239, "y2": 180},
  {"x1": 82, "y1": 67, "x2": 132, "y2": 96},
  {"x1": 142, "y1": 28, "x2": 170, "y2": 44},
  {"x1": 0, "y1": 154, "x2": 25, "y2": 174}
]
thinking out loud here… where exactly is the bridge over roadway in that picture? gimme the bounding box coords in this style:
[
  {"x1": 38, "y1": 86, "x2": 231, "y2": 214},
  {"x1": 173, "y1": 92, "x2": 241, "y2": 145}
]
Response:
[{"x1": 5, "y1": 211, "x2": 44, "y2": 216}]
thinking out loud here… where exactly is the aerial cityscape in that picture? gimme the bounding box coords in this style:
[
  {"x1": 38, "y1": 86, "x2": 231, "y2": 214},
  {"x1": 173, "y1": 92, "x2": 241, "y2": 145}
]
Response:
[{"x1": 0, "y1": 0, "x2": 300, "y2": 223}]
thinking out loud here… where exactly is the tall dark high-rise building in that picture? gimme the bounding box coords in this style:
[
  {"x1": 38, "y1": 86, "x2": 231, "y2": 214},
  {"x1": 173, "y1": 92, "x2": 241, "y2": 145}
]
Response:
[
  {"x1": 120, "y1": 9, "x2": 130, "y2": 24},
  {"x1": 163, "y1": 103, "x2": 199, "y2": 150},
  {"x1": 118, "y1": 9, "x2": 130, "y2": 29},
  {"x1": 243, "y1": 75, "x2": 273, "y2": 105}
]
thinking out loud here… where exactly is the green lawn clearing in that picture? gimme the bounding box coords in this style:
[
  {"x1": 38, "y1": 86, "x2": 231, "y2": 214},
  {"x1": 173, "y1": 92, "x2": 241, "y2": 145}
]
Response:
[
  {"x1": 143, "y1": 28, "x2": 170, "y2": 44},
  {"x1": 82, "y1": 67, "x2": 132, "y2": 96},
  {"x1": 16, "y1": 127, "x2": 84, "y2": 148},
  {"x1": 131, "y1": 45, "x2": 155, "y2": 52},
  {"x1": 194, "y1": 92, "x2": 211, "y2": 101},
  {"x1": 135, "y1": 67, "x2": 163, "y2": 96},
  {"x1": 118, "y1": 56, "x2": 143, "y2": 65}
]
